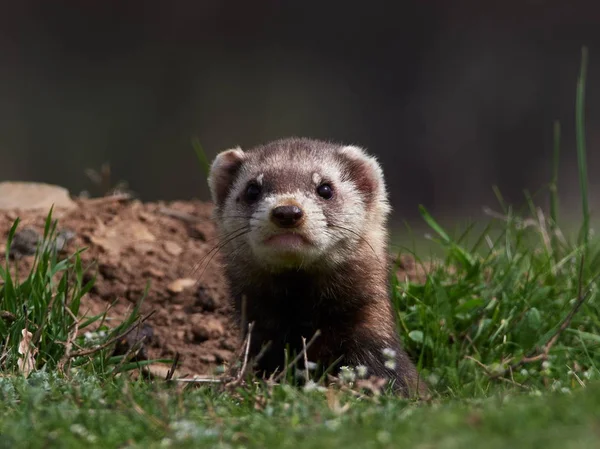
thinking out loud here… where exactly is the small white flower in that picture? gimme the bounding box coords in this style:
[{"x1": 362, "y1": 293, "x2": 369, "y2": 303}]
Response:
[
  {"x1": 339, "y1": 366, "x2": 356, "y2": 383},
  {"x1": 382, "y1": 348, "x2": 396, "y2": 359},
  {"x1": 541, "y1": 361, "x2": 551, "y2": 370},
  {"x1": 303, "y1": 380, "x2": 327, "y2": 393},
  {"x1": 384, "y1": 360, "x2": 397, "y2": 370},
  {"x1": 520, "y1": 369, "x2": 528, "y2": 377},
  {"x1": 355, "y1": 365, "x2": 368, "y2": 378}
]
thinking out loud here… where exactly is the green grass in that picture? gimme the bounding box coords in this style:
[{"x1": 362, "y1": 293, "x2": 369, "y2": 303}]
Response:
[
  {"x1": 391, "y1": 47, "x2": 599, "y2": 397},
  {"x1": 0, "y1": 372, "x2": 599, "y2": 449},
  {"x1": 0, "y1": 47, "x2": 598, "y2": 447},
  {"x1": 0, "y1": 209, "x2": 154, "y2": 377}
]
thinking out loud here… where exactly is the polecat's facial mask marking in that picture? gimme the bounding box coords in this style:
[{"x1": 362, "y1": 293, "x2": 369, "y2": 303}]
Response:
[{"x1": 208, "y1": 139, "x2": 390, "y2": 270}]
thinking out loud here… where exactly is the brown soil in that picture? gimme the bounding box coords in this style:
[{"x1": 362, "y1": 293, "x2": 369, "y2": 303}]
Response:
[{"x1": 0, "y1": 194, "x2": 427, "y2": 378}]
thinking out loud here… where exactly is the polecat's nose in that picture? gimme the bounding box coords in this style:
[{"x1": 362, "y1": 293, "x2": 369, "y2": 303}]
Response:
[{"x1": 271, "y1": 205, "x2": 304, "y2": 228}]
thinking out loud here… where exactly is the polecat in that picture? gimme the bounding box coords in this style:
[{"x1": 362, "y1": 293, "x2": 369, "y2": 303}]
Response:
[{"x1": 207, "y1": 137, "x2": 425, "y2": 396}]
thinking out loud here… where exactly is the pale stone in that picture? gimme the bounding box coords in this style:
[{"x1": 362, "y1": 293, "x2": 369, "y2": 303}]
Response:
[{"x1": 0, "y1": 182, "x2": 77, "y2": 211}]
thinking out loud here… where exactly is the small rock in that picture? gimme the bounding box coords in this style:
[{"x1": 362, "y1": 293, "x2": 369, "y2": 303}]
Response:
[
  {"x1": 10, "y1": 227, "x2": 76, "y2": 259},
  {"x1": 163, "y1": 241, "x2": 183, "y2": 256},
  {"x1": 167, "y1": 278, "x2": 196, "y2": 294},
  {"x1": 9, "y1": 227, "x2": 40, "y2": 258},
  {"x1": 190, "y1": 316, "x2": 225, "y2": 342},
  {"x1": 0, "y1": 182, "x2": 77, "y2": 211}
]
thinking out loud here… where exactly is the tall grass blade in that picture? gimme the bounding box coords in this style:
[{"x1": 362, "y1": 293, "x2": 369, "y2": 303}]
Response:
[
  {"x1": 550, "y1": 120, "x2": 561, "y2": 228},
  {"x1": 575, "y1": 46, "x2": 590, "y2": 251},
  {"x1": 192, "y1": 137, "x2": 211, "y2": 177},
  {"x1": 418, "y1": 205, "x2": 475, "y2": 270}
]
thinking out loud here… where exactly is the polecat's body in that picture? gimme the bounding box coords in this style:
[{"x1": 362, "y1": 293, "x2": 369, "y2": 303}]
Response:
[{"x1": 208, "y1": 137, "x2": 425, "y2": 396}]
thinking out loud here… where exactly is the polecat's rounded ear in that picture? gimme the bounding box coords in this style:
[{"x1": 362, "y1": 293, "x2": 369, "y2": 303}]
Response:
[
  {"x1": 208, "y1": 147, "x2": 246, "y2": 206},
  {"x1": 336, "y1": 145, "x2": 387, "y2": 206}
]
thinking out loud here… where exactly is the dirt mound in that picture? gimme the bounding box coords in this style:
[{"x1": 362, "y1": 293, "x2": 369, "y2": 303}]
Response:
[
  {"x1": 0, "y1": 185, "x2": 426, "y2": 377},
  {"x1": 0, "y1": 193, "x2": 235, "y2": 377}
]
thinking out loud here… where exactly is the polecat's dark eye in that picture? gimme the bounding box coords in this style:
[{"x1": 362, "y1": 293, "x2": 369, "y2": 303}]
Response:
[
  {"x1": 316, "y1": 183, "x2": 333, "y2": 200},
  {"x1": 244, "y1": 183, "x2": 262, "y2": 203}
]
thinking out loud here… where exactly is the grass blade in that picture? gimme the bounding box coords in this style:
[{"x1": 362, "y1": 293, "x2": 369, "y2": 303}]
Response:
[
  {"x1": 575, "y1": 46, "x2": 590, "y2": 250},
  {"x1": 550, "y1": 120, "x2": 561, "y2": 228},
  {"x1": 192, "y1": 137, "x2": 211, "y2": 177}
]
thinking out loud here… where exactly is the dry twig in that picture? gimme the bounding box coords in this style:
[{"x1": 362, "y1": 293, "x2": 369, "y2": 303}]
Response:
[
  {"x1": 57, "y1": 306, "x2": 81, "y2": 373},
  {"x1": 226, "y1": 322, "x2": 255, "y2": 388},
  {"x1": 302, "y1": 336, "x2": 310, "y2": 384},
  {"x1": 174, "y1": 376, "x2": 226, "y2": 384}
]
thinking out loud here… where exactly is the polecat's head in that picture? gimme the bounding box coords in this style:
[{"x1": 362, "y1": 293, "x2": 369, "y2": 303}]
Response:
[{"x1": 208, "y1": 138, "x2": 391, "y2": 271}]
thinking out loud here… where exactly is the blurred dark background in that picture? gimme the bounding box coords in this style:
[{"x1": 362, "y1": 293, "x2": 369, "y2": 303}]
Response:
[{"x1": 0, "y1": 0, "x2": 599, "y2": 226}]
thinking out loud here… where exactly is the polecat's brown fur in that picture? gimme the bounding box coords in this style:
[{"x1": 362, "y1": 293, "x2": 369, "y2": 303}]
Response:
[{"x1": 208, "y1": 137, "x2": 426, "y2": 396}]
